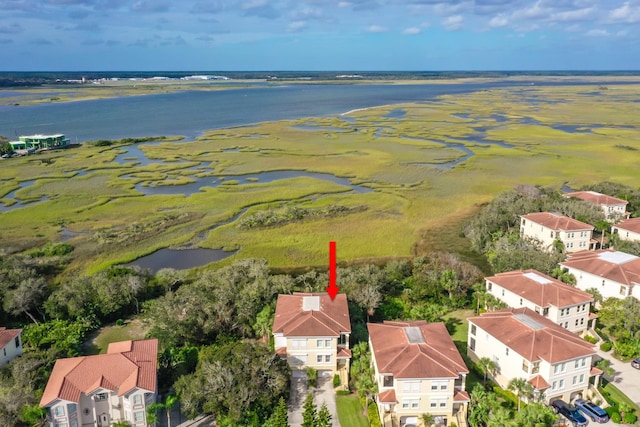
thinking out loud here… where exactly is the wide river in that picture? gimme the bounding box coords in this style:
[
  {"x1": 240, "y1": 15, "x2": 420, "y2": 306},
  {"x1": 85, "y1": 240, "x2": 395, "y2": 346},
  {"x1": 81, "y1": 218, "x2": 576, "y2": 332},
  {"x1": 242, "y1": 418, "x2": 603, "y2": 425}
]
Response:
[{"x1": 0, "y1": 80, "x2": 600, "y2": 142}]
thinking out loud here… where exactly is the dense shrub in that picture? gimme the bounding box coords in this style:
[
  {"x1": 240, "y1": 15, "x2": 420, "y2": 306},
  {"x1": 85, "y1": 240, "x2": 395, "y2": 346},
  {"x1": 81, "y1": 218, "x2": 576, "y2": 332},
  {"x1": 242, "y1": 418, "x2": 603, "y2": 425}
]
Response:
[
  {"x1": 624, "y1": 412, "x2": 637, "y2": 424},
  {"x1": 583, "y1": 335, "x2": 598, "y2": 344},
  {"x1": 333, "y1": 374, "x2": 341, "y2": 388},
  {"x1": 307, "y1": 368, "x2": 317, "y2": 388},
  {"x1": 611, "y1": 411, "x2": 622, "y2": 423},
  {"x1": 367, "y1": 401, "x2": 382, "y2": 427},
  {"x1": 600, "y1": 342, "x2": 613, "y2": 352}
]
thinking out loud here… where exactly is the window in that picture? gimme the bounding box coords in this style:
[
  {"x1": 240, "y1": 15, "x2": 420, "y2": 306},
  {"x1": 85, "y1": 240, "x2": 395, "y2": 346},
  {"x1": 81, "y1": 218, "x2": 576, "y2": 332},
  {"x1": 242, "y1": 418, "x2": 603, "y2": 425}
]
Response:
[
  {"x1": 54, "y1": 406, "x2": 65, "y2": 417},
  {"x1": 292, "y1": 355, "x2": 307, "y2": 365},
  {"x1": 575, "y1": 319, "x2": 579, "y2": 327},
  {"x1": 403, "y1": 399, "x2": 420, "y2": 409},
  {"x1": 522, "y1": 360, "x2": 529, "y2": 373},
  {"x1": 95, "y1": 393, "x2": 108, "y2": 401},
  {"x1": 430, "y1": 398, "x2": 446, "y2": 408},
  {"x1": 68, "y1": 404, "x2": 77, "y2": 413},
  {"x1": 325, "y1": 339, "x2": 331, "y2": 347},
  {"x1": 292, "y1": 340, "x2": 307, "y2": 348},
  {"x1": 602, "y1": 280, "x2": 606, "y2": 286},
  {"x1": 532, "y1": 362, "x2": 540, "y2": 374},
  {"x1": 469, "y1": 337, "x2": 476, "y2": 351},
  {"x1": 317, "y1": 355, "x2": 323, "y2": 363},
  {"x1": 317, "y1": 339, "x2": 324, "y2": 348},
  {"x1": 573, "y1": 376, "x2": 577, "y2": 385},
  {"x1": 14, "y1": 336, "x2": 20, "y2": 347},
  {"x1": 580, "y1": 318, "x2": 584, "y2": 325},
  {"x1": 487, "y1": 282, "x2": 492, "y2": 291},
  {"x1": 559, "y1": 379, "x2": 564, "y2": 389},
  {"x1": 134, "y1": 411, "x2": 145, "y2": 422},
  {"x1": 471, "y1": 325, "x2": 476, "y2": 336},
  {"x1": 2, "y1": 348, "x2": 5, "y2": 357},
  {"x1": 579, "y1": 374, "x2": 584, "y2": 383},
  {"x1": 70, "y1": 421, "x2": 78, "y2": 427},
  {"x1": 519, "y1": 298, "x2": 523, "y2": 305},
  {"x1": 502, "y1": 289, "x2": 505, "y2": 296},
  {"x1": 575, "y1": 360, "x2": 579, "y2": 368},
  {"x1": 404, "y1": 381, "x2": 420, "y2": 392},
  {"x1": 620, "y1": 286, "x2": 627, "y2": 296},
  {"x1": 552, "y1": 381, "x2": 557, "y2": 390},
  {"x1": 383, "y1": 375, "x2": 394, "y2": 387},
  {"x1": 325, "y1": 355, "x2": 331, "y2": 363},
  {"x1": 505, "y1": 348, "x2": 509, "y2": 356},
  {"x1": 564, "y1": 322, "x2": 568, "y2": 328},
  {"x1": 431, "y1": 380, "x2": 447, "y2": 391},
  {"x1": 133, "y1": 394, "x2": 142, "y2": 406},
  {"x1": 581, "y1": 358, "x2": 586, "y2": 367}
]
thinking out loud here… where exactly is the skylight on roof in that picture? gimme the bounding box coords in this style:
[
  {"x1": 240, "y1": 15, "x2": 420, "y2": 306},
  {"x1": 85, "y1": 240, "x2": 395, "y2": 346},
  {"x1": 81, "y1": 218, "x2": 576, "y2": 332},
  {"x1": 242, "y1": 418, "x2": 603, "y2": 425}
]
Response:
[
  {"x1": 404, "y1": 326, "x2": 425, "y2": 344},
  {"x1": 587, "y1": 191, "x2": 600, "y2": 195},
  {"x1": 514, "y1": 313, "x2": 545, "y2": 330},
  {"x1": 523, "y1": 272, "x2": 552, "y2": 285},
  {"x1": 302, "y1": 296, "x2": 321, "y2": 311},
  {"x1": 599, "y1": 251, "x2": 638, "y2": 265}
]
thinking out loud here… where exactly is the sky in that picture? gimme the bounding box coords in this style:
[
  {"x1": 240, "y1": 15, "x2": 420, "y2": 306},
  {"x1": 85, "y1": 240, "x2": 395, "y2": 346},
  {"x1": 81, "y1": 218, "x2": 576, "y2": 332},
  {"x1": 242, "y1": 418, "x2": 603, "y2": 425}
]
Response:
[{"x1": 1, "y1": 0, "x2": 640, "y2": 71}]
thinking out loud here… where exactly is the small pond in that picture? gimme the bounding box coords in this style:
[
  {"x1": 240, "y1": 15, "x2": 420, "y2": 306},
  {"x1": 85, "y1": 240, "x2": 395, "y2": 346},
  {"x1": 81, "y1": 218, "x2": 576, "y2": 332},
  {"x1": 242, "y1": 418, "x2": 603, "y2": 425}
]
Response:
[{"x1": 123, "y1": 247, "x2": 238, "y2": 273}]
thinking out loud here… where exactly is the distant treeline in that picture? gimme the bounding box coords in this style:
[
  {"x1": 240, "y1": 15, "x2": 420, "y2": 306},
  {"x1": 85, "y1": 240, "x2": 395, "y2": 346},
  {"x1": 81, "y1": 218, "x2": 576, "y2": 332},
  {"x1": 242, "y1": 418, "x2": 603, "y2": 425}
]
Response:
[{"x1": 1, "y1": 70, "x2": 640, "y2": 87}]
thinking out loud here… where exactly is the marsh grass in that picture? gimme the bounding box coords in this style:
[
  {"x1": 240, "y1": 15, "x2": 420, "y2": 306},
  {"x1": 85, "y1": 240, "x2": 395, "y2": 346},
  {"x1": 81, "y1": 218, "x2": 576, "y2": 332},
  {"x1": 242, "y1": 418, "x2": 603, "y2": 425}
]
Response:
[{"x1": 3, "y1": 84, "x2": 640, "y2": 273}]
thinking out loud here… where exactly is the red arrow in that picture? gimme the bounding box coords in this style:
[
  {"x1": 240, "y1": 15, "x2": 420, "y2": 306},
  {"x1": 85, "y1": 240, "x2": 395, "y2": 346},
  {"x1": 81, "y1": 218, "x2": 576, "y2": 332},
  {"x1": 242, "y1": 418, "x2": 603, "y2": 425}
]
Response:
[{"x1": 326, "y1": 241, "x2": 339, "y2": 300}]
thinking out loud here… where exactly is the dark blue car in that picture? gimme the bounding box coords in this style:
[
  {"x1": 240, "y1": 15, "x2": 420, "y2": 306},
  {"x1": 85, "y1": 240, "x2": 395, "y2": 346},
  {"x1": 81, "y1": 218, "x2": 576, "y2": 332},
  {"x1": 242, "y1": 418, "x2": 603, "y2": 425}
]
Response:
[
  {"x1": 550, "y1": 399, "x2": 589, "y2": 427},
  {"x1": 574, "y1": 399, "x2": 609, "y2": 423}
]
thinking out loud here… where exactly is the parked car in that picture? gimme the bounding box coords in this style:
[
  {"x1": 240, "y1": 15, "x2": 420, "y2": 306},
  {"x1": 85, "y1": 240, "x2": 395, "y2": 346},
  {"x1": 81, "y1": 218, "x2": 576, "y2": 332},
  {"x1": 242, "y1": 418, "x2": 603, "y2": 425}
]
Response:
[
  {"x1": 631, "y1": 357, "x2": 640, "y2": 369},
  {"x1": 574, "y1": 399, "x2": 609, "y2": 423},
  {"x1": 550, "y1": 399, "x2": 589, "y2": 427}
]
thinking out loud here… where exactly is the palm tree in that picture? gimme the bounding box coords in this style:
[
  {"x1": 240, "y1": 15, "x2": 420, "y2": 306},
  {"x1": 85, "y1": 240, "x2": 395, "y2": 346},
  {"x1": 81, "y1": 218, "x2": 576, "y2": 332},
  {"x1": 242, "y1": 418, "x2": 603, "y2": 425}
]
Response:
[
  {"x1": 476, "y1": 357, "x2": 497, "y2": 387},
  {"x1": 508, "y1": 377, "x2": 533, "y2": 412},
  {"x1": 164, "y1": 394, "x2": 179, "y2": 427}
]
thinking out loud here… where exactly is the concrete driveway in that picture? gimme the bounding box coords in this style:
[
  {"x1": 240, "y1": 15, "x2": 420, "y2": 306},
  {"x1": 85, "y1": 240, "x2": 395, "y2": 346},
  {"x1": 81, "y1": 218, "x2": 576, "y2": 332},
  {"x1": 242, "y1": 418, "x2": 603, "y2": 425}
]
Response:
[
  {"x1": 289, "y1": 370, "x2": 341, "y2": 427},
  {"x1": 594, "y1": 348, "x2": 640, "y2": 406}
]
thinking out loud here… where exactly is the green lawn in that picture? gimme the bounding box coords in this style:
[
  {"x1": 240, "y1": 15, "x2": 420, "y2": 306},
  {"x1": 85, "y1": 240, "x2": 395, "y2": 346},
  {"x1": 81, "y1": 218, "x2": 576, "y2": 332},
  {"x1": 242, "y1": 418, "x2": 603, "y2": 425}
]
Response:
[
  {"x1": 601, "y1": 380, "x2": 640, "y2": 413},
  {"x1": 336, "y1": 394, "x2": 370, "y2": 427},
  {"x1": 87, "y1": 319, "x2": 149, "y2": 354}
]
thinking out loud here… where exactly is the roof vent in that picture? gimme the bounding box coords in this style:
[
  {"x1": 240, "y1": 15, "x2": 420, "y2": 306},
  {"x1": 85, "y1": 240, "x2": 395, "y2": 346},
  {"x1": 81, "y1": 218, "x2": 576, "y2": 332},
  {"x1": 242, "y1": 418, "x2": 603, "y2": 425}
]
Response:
[
  {"x1": 599, "y1": 251, "x2": 638, "y2": 265},
  {"x1": 523, "y1": 272, "x2": 552, "y2": 285},
  {"x1": 514, "y1": 313, "x2": 545, "y2": 330},
  {"x1": 302, "y1": 296, "x2": 321, "y2": 311},
  {"x1": 404, "y1": 326, "x2": 425, "y2": 344}
]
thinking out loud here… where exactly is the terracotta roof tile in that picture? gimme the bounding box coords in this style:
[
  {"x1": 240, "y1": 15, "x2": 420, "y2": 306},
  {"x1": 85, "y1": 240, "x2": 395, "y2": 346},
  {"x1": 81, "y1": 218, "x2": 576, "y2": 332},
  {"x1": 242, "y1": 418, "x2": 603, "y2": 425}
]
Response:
[
  {"x1": 337, "y1": 348, "x2": 352, "y2": 358},
  {"x1": 378, "y1": 389, "x2": 397, "y2": 403},
  {"x1": 40, "y1": 339, "x2": 158, "y2": 407},
  {"x1": 487, "y1": 269, "x2": 592, "y2": 308},
  {"x1": 564, "y1": 191, "x2": 628, "y2": 206},
  {"x1": 368, "y1": 321, "x2": 468, "y2": 379},
  {"x1": 0, "y1": 327, "x2": 21, "y2": 349},
  {"x1": 453, "y1": 390, "x2": 470, "y2": 402},
  {"x1": 272, "y1": 293, "x2": 350, "y2": 337},
  {"x1": 590, "y1": 366, "x2": 603, "y2": 376},
  {"x1": 560, "y1": 249, "x2": 640, "y2": 286},
  {"x1": 468, "y1": 308, "x2": 594, "y2": 364},
  {"x1": 528, "y1": 375, "x2": 551, "y2": 390},
  {"x1": 613, "y1": 218, "x2": 640, "y2": 234},
  {"x1": 521, "y1": 212, "x2": 594, "y2": 231}
]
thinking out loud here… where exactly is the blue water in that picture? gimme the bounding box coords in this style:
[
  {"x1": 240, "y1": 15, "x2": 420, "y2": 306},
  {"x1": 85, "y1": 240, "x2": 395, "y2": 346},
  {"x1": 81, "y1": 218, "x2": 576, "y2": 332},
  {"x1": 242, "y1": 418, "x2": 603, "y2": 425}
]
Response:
[{"x1": 0, "y1": 81, "x2": 604, "y2": 142}]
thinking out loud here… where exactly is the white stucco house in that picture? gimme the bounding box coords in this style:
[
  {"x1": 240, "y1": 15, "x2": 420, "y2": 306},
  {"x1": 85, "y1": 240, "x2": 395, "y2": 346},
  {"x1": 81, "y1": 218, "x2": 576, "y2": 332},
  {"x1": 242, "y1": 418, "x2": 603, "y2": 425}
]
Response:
[
  {"x1": 468, "y1": 308, "x2": 601, "y2": 404},
  {"x1": 368, "y1": 320, "x2": 469, "y2": 427},
  {"x1": 0, "y1": 327, "x2": 22, "y2": 366},
  {"x1": 272, "y1": 293, "x2": 351, "y2": 382},
  {"x1": 559, "y1": 249, "x2": 640, "y2": 301},
  {"x1": 564, "y1": 190, "x2": 629, "y2": 222},
  {"x1": 611, "y1": 217, "x2": 640, "y2": 243},
  {"x1": 484, "y1": 269, "x2": 595, "y2": 334},
  {"x1": 40, "y1": 339, "x2": 158, "y2": 427},
  {"x1": 520, "y1": 212, "x2": 595, "y2": 253}
]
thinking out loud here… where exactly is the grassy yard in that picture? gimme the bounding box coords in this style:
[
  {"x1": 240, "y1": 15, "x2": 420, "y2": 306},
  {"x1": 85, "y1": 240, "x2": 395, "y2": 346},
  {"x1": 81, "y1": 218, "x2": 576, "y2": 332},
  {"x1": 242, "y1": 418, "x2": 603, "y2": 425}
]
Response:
[
  {"x1": 86, "y1": 319, "x2": 149, "y2": 354},
  {"x1": 443, "y1": 309, "x2": 484, "y2": 391},
  {"x1": 336, "y1": 394, "x2": 370, "y2": 427},
  {"x1": 601, "y1": 380, "x2": 640, "y2": 413}
]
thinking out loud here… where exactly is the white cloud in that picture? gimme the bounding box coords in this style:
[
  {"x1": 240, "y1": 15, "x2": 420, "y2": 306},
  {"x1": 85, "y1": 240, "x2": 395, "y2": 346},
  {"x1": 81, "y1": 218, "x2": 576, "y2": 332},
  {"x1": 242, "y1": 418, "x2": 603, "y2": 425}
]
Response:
[
  {"x1": 550, "y1": 7, "x2": 594, "y2": 22},
  {"x1": 287, "y1": 20, "x2": 307, "y2": 32},
  {"x1": 608, "y1": 1, "x2": 640, "y2": 23},
  {"x1": 443, "y1": 14, "x2": 463, "y2": 31},
  {"x1": 489, "y1": 14, "x2": 508, "y2": 28},
  {"x1": 586, "y1": 28, "x2": 609, "y2": 37},
  {"x1": 367, "y1": 25, "x2": 388, "y2": 33},
  {"x1": 403, "y1": 27, "x2": 421, "y2": 35}
]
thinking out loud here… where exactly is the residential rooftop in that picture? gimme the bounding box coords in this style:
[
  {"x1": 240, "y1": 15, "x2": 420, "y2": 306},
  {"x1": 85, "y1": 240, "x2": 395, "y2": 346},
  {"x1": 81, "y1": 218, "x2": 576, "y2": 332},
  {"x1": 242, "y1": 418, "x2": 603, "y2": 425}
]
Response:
[
  {"x1": 272, "y1": 292, "x2": 351, "y2": 337},
  {"x1": 521, "y1": 212, "x2": 594, "y2": 231},
  {"x1": 564, "y1": 191, "x2": 628, "y2": 206},
  {"x1": 560, "y1": 249, "x2": 640, "y2": 286}
]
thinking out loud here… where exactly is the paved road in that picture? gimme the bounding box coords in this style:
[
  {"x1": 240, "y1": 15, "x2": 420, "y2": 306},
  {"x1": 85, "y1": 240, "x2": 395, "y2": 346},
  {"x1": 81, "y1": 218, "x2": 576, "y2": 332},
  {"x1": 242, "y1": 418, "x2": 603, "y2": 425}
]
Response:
[
  {"x1": 289, "y1": 371, "x2": 341, "y2": 427},
  {"x1": 594, "y1": 348, "x2": 640, "y2": 406}
]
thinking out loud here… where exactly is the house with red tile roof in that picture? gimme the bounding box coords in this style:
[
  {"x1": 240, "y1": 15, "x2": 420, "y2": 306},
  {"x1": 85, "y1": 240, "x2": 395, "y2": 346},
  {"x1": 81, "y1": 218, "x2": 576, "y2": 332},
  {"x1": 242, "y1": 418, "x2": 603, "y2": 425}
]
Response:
[
  {"x1": 0, "y1": 327, "x2": 22, "y2": 367},
  {"x1": 272, "y1": 293, "x2": 351, "y2": 381},
  {"x1": 485, "y1": 270, "x2": 594, "y2": 334},
  {"x1": 468, "y1": 308, "x2": 600, "y2": 404},
  {"x1": 520, "y1": 212, "x2": 595, "y2": 253},
  {"x1": 40, "y1": 339, "x2": 158, "y2": 427},
  {"x1": 564, "y1": 191, "x2": 629, "y2": 222},
  {"x1": 611, "y1": 217, "x2": 640, "y2": 243},
  {"x1": 368, "y1": 321, "x2": 469, "y2": 427},
  {"x1": 559, "y1": 249, "x2": 640, "y2": 301}
]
